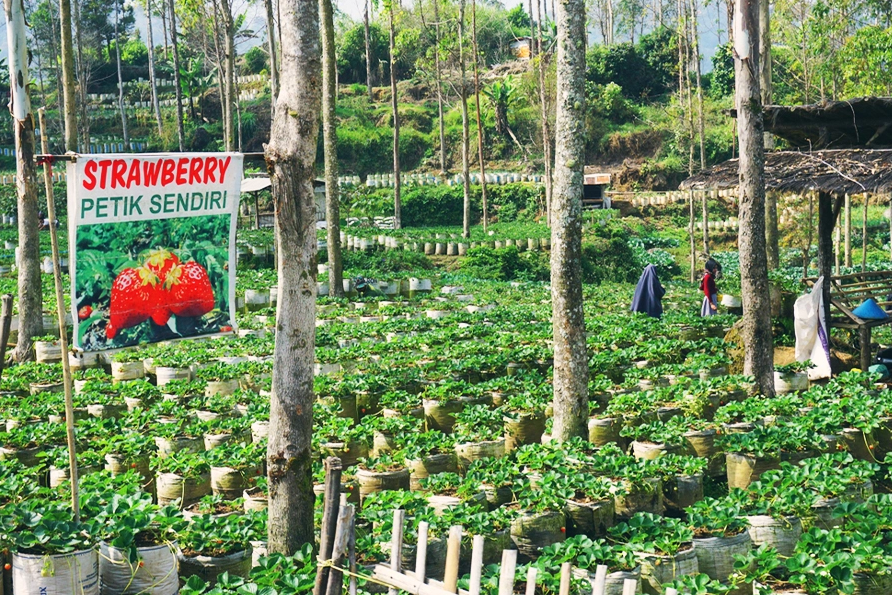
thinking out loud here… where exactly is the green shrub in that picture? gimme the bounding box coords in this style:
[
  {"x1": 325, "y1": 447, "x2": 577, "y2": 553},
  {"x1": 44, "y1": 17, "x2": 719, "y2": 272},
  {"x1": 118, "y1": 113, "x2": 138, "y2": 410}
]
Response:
[{"x1": 460, "y1": 246, "x2": 549, "y2": 282}]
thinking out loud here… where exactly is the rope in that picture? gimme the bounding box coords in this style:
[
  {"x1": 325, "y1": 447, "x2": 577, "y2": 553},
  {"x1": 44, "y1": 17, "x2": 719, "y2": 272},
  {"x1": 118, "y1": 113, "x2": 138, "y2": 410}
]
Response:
[{"x1": 316, "y1": 558, "x2": 397, "y2": 590}]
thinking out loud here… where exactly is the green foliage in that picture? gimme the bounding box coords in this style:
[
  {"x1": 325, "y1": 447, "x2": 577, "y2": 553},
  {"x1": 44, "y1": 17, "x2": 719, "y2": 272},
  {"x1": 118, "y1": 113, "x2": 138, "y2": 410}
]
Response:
[
  {"x1": 242, "y1": 46, "x2": 269, "y2": 75},
  {"x1": 337, "y1": 23, "x2": 388, "y2": 84},
  {"x1": 460, "y1": 246, "x2": 550, "y2": 282}
]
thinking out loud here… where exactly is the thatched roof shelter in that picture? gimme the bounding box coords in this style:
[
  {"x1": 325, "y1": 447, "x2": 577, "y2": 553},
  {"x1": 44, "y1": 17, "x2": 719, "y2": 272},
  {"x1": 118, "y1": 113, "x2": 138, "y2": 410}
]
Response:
[
  {"x1": 731, "y1": 97, "x2": 892, "y2": 149},
  {"x1": 680, "y1": 149, "x2": 892, "y2": 196}
]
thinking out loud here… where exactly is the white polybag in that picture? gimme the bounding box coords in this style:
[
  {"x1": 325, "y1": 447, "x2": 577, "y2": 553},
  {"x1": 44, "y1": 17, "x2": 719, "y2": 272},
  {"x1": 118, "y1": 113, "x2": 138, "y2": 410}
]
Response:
[
  {"x1": 794, "y1": 276, "x2": 832, "y2": 379},
  {"x1": 13, "y1": 549, "x2": 99, "y2": 595},
  {"x1": 99, "y1": 543, "x2": 178, "y2": 595}
]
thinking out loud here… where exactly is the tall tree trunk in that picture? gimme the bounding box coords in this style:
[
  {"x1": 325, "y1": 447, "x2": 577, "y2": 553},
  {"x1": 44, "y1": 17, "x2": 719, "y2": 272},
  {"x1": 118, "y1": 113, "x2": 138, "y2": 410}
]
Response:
[
  {"x1": 160, "y1": 2, "x2": 168, "y2": 59},
  {"x1": 689, "y1": 0, "x2": 705, "y2": 170},
  {"x1": 364, "y1": 0, "x2": 374, "y2": 102},
  {"x1": 760, "y1": 0, "x2": 778, "y2": 268},
  {"x1": 389, "y1": 1, "x2": 401, "y2": 229},
  {"x1": 114, "y1": 0, "x2": 129, "y2": 148},
  {"x1": 264, "y1": 0, "x2": 320, "y2": 554},
  {"x1": 321, "y1": 0, "x2": 343, "y2": 298},
  {"x1": 458, "y1": 0, "x2": 471, "y2": 238},
  {"x1": 73, "y1": 0, "x2": 89, "y2": 150},
  {"x1": 168, "y1": 0, "x2": 186, "y2": 150},
  {"x1": 550, "y1": 0, "x2": 588, "y2": 441},
  {"x1": 735, "y1": 0, "x2": 774, "y2": 397},
  {"x1": 220, "y1": 0, "x2": 237, "y2": 152},
  {"x1": 433, "y1": 0, "x2": 446, "y2": 173},
  {"x1": 471, "y1": 0, "x2": 487, "y2": 231},
  {"x1": 146, "y1": 0, "x2": 163, "y2": 136},
  {"x1": 844, "y1": 193, "x2": 851, "y2": 267},
  {"x1": 535, "y1": 0, "x2": 552, "y2": 224},
  {"x1": 265, "y1": 0, "x2": 279, "y2": 103},
  {"x1": 60, "y1": 0, "x2": 77, "y2": 150},
  {"x1": 5, "y1": 0, "x2": 42, "y2": 362}
]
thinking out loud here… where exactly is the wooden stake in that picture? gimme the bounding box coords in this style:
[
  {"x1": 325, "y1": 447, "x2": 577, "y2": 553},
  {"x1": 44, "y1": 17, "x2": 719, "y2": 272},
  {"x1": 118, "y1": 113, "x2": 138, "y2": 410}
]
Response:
[
  {"x1": 497, "y1": 549, "x2": 517, "y2": 595},
  {"x1": 845, "y1": 193, "x2": 852, "y2": 267},
  {"x1": 37, "y1": 108, "x2": 78, "y2": 521},
  {"x1": 389, "y1": 509, "x2": 405, "y2": 595},
  {"x1": 415, "y1": 521, "x2": 429, "y2": 582},
  {"x1": 468, "y1": 535, "x2": 484, "y2": 595},
  {"x1": 314, "y1": 457, "x2": 343, "y2": 595},
  {"x1": 443, "y1": 526, "x2": 462, "y2": 593},
  {"x1": 862, "y1": 192, "x2": 869, "y2": 272},
  {"x1": 348, "y1": 504, "x2": 357, "y2": 595},
  {"x1": 324, "y1": 504, "x2": 355, "y2": 595},
  {"x1": 524, "y1": 567, "x2": 537, "y2": 595},
  {"x1": 621, "y1": 578, "x2": 637, "y2": 595},
  {"x1": 591, "y1": 565, "x2": 607, "y2": 595},
  {"x1": 0, "y1": 295, "x2": 12, "y2": 379},
  {"x1": 558, "y1": 563, "x2": 571, "y2": 595}
]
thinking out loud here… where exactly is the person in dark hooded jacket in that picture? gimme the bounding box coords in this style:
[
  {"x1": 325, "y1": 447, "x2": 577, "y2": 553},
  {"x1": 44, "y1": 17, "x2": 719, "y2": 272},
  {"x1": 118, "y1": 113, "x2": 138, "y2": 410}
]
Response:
[{"x1": 631, "y1": 264, "x2": 665, "y2": 318}]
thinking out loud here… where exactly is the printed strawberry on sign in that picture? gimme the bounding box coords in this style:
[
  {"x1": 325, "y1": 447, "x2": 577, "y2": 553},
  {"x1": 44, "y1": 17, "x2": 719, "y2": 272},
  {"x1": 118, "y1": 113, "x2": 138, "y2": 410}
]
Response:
[{"x1": 69, "y1": 153, "x2": 244, "y2": 351}]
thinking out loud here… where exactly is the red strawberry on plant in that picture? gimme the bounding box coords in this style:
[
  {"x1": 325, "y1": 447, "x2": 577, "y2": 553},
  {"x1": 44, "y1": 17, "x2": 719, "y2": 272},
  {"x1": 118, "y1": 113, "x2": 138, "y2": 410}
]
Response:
[
  {"x1": 165, "y1": 261, "x2": 215, "y2": 318},
  {"x1": 106, "y1": 266, "x2": 160, "y2": 339},
  {"x1": 78, "y1": 305, "x2": 92, "y2": 320}
]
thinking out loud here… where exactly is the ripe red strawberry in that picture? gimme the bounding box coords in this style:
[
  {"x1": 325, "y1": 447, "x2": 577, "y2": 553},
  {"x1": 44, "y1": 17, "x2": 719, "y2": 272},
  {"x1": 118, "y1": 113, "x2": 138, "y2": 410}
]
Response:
[
  {"x1": 78, "y1": 305, "x2": 92, "y2": 320},
  {"x1": 143, "y1": 249, "x2": 180, "y2": 281},
  {"x1": 106, "y1": 266, "x2": 160, "y2": 339},
  {"x1": 165, "y1": 261, "x2": 215, "y2": 318}
]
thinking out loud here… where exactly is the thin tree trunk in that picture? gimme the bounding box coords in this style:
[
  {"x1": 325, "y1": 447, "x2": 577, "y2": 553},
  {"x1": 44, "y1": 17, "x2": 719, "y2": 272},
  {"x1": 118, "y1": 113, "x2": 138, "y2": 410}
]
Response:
[
  {"x1": 146, "y1": 0, "x2": 163, "y2": 136},
  {"x1": 160, "y1": 1, "x2": 168, "y2": 59},
  {"x1": 458, "y1": 0, "x2": 471, "y2": 238},
  {"x1": 389, "y1": 1, "x2": 401, "y2": 229},
  {"x1": 433, "y1": 0, "x2": 446, "y2": 173},
  {"x1": 365, "y1": 0, "x2": 374, "y2": 101},
  {"x1": 5, "y1": 0, "x2": 42, "y2": 362},
  {"x1": 766, "y1": 189, "x2": 779, "y2": 268},
  {"x1": 550, "y1": 0, "x2": 588, "y2": 441},
  {"x1": 861, "y1": 193, "x2": 869, "y2": 272},
  {"x1": 321, "y1": 0, "x2": 343, "y2": 298},
  {"x1": 734, "y1": 0, "x2": 774, "y2": 397},
  {"x1": 701, "y1": 190, "x2": 709, "y2": 254},
  {"x1": 59, "y1": 0, "x2": 77, "y2": 150},
  {"x1": 220, "y1": 0, "x2": 237, "y2": 152},
  {"x1": 535, "y1": 0, "x2": 552, "y2": 224},
  {"x1": 529, "y1": 0, "x2": 536, "y2": 55},
  {"x1": 689, "y1": 191, "x2": 696, "y2": 282},
  {"x1": 844, "y1": 193, "x2": 851, "y2": 267},
  {"x1": 168, "y1": 0, "x2": 186, "y2": 150},
  {"x1": 471, "y1": 0, "x2": 487, "y2": 232},
  {"x1": 73, "y1": 0, "x2": 89, "y2": 150},
  {"x1": 265, "y1": 0, "x2": 320, "y2": 554},
  {"x1": 803, "y1": 191, "x2": 813, "y2": 277},
  {"x1": 114, "y1": 0, "x2": 129, "y2": 148},
  {"x1": 265, "y1": 0, "x2": 279, "y2": 103},
  {"x1": 760, "y1": 0, "x2": 778, "y2": 268},
  {"x1": 689, "y1": 0, "x2": 705, "y2": 170}
]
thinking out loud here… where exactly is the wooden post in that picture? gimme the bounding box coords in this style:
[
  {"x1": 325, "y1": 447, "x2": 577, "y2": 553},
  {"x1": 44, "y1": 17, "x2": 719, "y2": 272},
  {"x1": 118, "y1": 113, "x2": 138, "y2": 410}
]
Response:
[
  {"x1": 388, "y1": 509, "x2": 405, "y2": 595},
  {"x1": 443, "y1": 525, "x2": 462, "y2": 593},
  {"x1": 37, "y1": 109, "x2": 78, "y2": 521},
  {"x1": 860, "y1": 325, "x2": 872, "y2": 371},
  {"x1": 415, "y1": 521, "x2": 429, "y2": 582},
  {"x1": 497, "y1": 549, "x2": 517, "y2": 595},
  {"x1": 817, "y1": 192, "x2": 842, "y2": 371},
  {"x1": 835, "y1": 222, "x2": 840, "y2": 275},
  {"x1": 0, "y1": 295, "x2": 12, "y2": 379},
  {"x1": 862, "y1": 193, "x2": 869, "y2": 272},
  {"x1": 314, "y1": 457, "x2": 343, "y2": 595},
  {"x1": 348, "y1": 508, "x2": 357, "y2": 595},
  {"x1": 558, "y1": 563, "x2": 571, "y2": 595},
  {"x1": 524, "y1": 566, "x2": 537, "y2": 595},
  {"x1": 324, "y1": 504, "x2": 355, "y2": 595},
  {"x1": 591, "y1": 565, "x2": 607, "y2": 595},
  {"x1": 468, "y1": 535, "x2": 485, "y2": 595},
  {"x1": 845, "y1": 193, "x2": 852, "y2": 267},
  {"x1": 621, "y1": 579, "x2": 637, "y2": 595},
  {"x1": 689, "y1": 190, "x2": 696, "y2": 283}
]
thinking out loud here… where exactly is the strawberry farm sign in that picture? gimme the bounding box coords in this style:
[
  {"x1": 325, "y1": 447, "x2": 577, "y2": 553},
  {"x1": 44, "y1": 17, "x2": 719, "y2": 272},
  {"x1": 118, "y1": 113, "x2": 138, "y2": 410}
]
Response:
[{"x1": 68, "y1": 153, "x2": 244, "y2": 351}]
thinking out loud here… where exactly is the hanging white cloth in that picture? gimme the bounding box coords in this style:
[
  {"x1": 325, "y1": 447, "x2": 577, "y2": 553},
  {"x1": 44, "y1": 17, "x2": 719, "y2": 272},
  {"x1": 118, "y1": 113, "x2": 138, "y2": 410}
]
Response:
[{"x1": 794, "y1": 276, "x2": 832, "y2": 379}]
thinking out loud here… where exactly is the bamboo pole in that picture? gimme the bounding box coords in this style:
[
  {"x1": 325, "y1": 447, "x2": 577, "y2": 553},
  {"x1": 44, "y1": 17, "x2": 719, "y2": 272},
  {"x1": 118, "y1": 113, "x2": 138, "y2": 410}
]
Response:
[
  {"x1": 557, "y1": 563, "x2": 571, "y2": 595},
  {"x1": 468, "y1": 535, "x2": 484, "y2": 595},
  {"x1": 389, "y1": 509, "x2": 405, "y2": 595},
  {"x1": 591, "y1": 565, "x2": 607, "y2": 595},
  {"x1": 37, "y1": 108, "x2": 78, "y2": 521},
  {"x1": 443, "y1": 525, "x2": 462, "y2": 593},
  {"x1": 497, "y1": 550, "x2": 517, "y2": 595},
  {"x1": 524, "y1": 566, "x2": 537, "y2": 595},
  {"x1": 415, "y1": 521, "x2": 429, "y2": 582}
]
